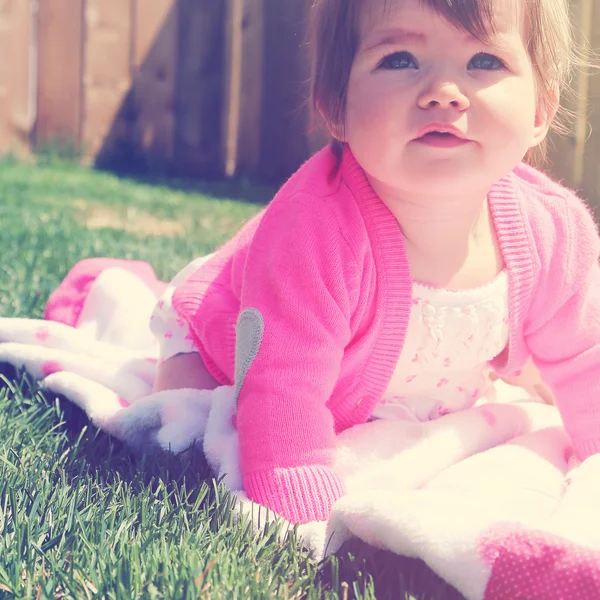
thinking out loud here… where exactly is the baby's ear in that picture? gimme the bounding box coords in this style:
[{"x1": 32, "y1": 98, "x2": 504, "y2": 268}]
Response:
[
  {"x1": 326, "y1": 120, "x2": 346, "y2": 142},
  {"x1": 316, "y1": 100, "x2": 345, "y2": 142},
  {"x1": 325, "y1": 118, "x2": 347, "y2": 143},
  {"x1": 234, "y1": 308, "x2": 264, "y2": 408},
  {"x1": 531, "y1": 89, "x2": 559, "y2": 148}
]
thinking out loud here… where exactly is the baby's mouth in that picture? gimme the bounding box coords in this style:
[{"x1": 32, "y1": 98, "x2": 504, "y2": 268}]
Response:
[
  {"x1": 414, "y1": 131, "x2": 470, "y2": 147},
  {"x1": 420, "y1": 131, "x2": 457, "y2": 140}
]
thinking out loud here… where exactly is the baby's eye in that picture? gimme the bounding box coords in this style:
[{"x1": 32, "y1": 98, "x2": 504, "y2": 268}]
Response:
[
  {"x1": 379, "y1": 51, "x2": 418, "y2": 70},
  {"x1": 468, "y1": 52, "x2": 506, "y2": 70}
]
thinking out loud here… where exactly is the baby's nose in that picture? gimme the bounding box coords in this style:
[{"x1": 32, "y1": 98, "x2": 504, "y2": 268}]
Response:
[{"x1": 418, "y1": 81, "x2": 470, "y2": 111}]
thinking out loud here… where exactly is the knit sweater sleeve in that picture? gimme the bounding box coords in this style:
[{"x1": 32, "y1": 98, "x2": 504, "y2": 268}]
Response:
[
  {"x1": 234, "y1": 193, "x2": 358, "y2": 523},
  {"x1": 525, "y1": 192, "x2": 600, "y2": 460}
]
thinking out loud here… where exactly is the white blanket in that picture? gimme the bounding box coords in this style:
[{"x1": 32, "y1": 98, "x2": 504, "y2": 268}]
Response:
[{"x1": 1, "y1": 265, "x2": 600, "y2": 600}]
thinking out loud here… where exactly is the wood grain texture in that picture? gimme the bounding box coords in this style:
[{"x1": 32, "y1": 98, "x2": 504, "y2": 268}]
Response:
[
  {"x1": 0, "y1": 0, "x2": 36, "y2": 151},
  {"x1": 0, "y1": 0, "x2": 13, "y2": 149},
  {"x1": 37, "y1": 0, "x2": 84, "y2": 147},
  {"x1": 0, "y1": 0, "x2": 597, "y2": 192},
  {"x1": 582, "y1": 0, "x2": 600, "y2": 209},
  {"x1": 259, "y1": 0, "x2": 311, "y2": 182},
  {"x1": 83, "y1": 0, "x2": 133, "y2": 158},
  {"x1": 174, "y1": 0, "x2": 226, "y2": 177},
  {"x1": 236, "y1": 0, "x2": 264, "y2": 174},
  {"x1": 129, "y1": 0, "x2": 178, "y2": 166}
]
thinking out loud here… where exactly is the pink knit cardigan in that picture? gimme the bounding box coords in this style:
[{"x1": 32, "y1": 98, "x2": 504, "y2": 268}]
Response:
[{"x1": 173, "y1": 146, "x2": 600, "y2": 524}]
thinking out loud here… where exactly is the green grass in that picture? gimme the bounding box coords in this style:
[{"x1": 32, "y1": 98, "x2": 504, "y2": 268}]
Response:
[{"x1": 0, "y1": 155, "x2": 464, "y2": 599}]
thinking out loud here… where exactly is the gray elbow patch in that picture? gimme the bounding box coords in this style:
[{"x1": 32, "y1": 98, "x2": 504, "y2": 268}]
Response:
[{"x1": 234, "y1": 308, "x2": 264, "y2": 407}]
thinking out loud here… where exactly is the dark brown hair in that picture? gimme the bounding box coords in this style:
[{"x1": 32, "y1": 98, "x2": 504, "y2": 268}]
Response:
[{"x1": 310, "y1": 0, "x2": 581, "y2": 164}]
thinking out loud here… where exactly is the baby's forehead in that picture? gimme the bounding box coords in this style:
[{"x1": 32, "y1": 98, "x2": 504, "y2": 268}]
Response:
[{"x1": 358, "y1": 0, "x2": 524, "y2": 41}]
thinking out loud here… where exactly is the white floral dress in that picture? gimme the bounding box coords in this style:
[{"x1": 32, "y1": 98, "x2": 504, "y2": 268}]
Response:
[
  {"x1": 372, "y1": 271, "x2": 510, "y2": 422},
  {"x1": 151, "y1": 260, "x2": 512, "y2": 421}
]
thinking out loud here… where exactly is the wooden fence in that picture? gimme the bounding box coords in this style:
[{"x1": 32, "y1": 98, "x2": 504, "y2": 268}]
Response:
[
  {"x1": 0, "y1": 0, "x2": 315, "y2": 182},
  {"x1": 0, "y1": 0, "x2": 599, "y2": 206},
  {"x1": 547, "y1": 0, "x2": 600, "y2": 210}
]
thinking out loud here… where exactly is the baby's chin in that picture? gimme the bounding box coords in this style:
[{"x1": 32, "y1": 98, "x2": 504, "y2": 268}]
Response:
[{"x1": 387, "y1": 166, "x2": 493, "y2": 198}]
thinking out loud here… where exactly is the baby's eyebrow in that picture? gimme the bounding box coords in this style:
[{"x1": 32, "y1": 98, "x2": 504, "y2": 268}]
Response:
[
  {"x1": 361, "y1": 26, "x2": 526, "y2": 57},
  {"x1": 361, "y1": 28, "x2": 476, "y2": 53},
  {"x1": 362, "y1": 29, "x2": 427, "y2": 52}
]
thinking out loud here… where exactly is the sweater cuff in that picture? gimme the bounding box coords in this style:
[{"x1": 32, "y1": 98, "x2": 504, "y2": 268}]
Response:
[
  {"x1": 572, "y1": 437, "x2": 600, "y2": 461},
  {"x1": 244, "y1": 465, "x2": 345, "y2": 524}
]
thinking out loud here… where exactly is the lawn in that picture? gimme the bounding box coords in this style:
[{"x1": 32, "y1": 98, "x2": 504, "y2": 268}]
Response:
[{"x1": 0, "y1": 155, "x2": 464, "y2": 600}]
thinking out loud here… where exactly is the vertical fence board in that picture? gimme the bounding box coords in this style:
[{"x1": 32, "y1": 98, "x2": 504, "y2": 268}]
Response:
[
  {"x1": 83, "y1": 0, "x2": 133, "y2": 158},
  {"x1": 174, "y1": 0, "x2": 225, "y2": 177},
  {"x1": 236, "y1": 0, "x2": 264, "y2": 174},
  {"x1": 37, "y1": 0, "x2": 83, "y2": 148},
  {"x1": 546, "y1": 98, "x2": 577, "y2": 196},
  {"x1": 0, "y1": 0, "x2": 36, "y2": 153},
  {"x1": 259, "y1": 0, "x2": 311, "y2": 182},
  {"x1": 547, "y1": 0, "x2": 599, "y2": 210},
  {"x1": 582, "y1": 0, "x2": 600, "y2": 210},
  {"x1": 223, "y1": 0, "x2": 244, "y2": 177},
  {"x1": 130, "y1": 0, "x2": 178, "y2": 167},
  {"x1": 223, "y1": 0, "x2": 264, "y2": 177},
  {"x1": 12, "y1": 0, "x2": 36, "y2": 147},
  {"x1": 0, "y1": 0, "x2": 13, "y2": 149},
  {"x1": 303, "y1": 0, "x2": 329, "y2": 156},
  {"x1": 546, "y1": 132, "x2": 576, "y2": 194},
  {"x1": 1, "y1": 0, "x2": 596, "y2": 195}
]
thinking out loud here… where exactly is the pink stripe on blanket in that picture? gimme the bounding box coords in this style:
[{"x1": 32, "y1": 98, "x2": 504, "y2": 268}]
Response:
[
  {"x1": 118, "y1": 396, "x2": 130, "y2": 408},
  {"x1": 44, "y1": 258, "x2": 167, "y2": 327},
  {"x1": 42, "y1": 361, "x2": 63, "y2": 376},
  {"x1": 480, "y1": 408, "x2": 497, "y2": 428}
]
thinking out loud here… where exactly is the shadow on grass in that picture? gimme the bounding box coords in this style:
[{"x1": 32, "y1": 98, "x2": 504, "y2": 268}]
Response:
[
  {"x1": 0, "y1": 362, "x2": 212, "y2": 496},
  {"x1": 319, "y1": 538, "x2": 466, "y2": 600},
  {"x1": 52, "y1": 387, "x2": 213, "y2": 494},
  {"x1": 0, "y1": 364, "x2": 466, "y2": 600},
  {"x1": 1, "y1": 148, "x2": 277, "y2": 206},
  {"x1": 95, "y1": 161, "x2": 278, "y2": 206}
]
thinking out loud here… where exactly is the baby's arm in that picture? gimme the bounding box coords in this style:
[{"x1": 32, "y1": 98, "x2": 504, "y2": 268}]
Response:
[
  {"x1": 174, "y1": 193, "x2": 356, "y2": 524},
  {"x1": 494, "y1": 357, "x2": 554, "y2": 404},
  {"x1": 151, "y1": 255, "x2": 219, "y2": 392},
  {"x1": 153, "y1": 352, "x2": 219, "y2": 392},
  {"x1": 526, "y1": 196, "x2": 600, "y2": 460}
]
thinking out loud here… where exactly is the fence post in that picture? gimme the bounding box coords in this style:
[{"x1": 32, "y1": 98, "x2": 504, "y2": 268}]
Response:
[
  {"x1": 223, "y1": 0, "x2": 244, "y2": 177},
  {"x1": 547, "y1": 0, "x2": 600, "y2": 210},
  {"x1": 583, "y1": 0, "x2": 600, "y2": 210},
  {"x1": 0, "y1": 0, "x2": 14, "y2": 150},
  {"x1": 0, "y1": 0, "x2": 37, "y2": 154},
  {"x1": 36, "y1": 0, "x2": 84, "y2": 151},
  {"x1": 258, "y1": 0, "x2": 311, "y2": 182},
  {"x1": 574, "y1": 0, "x2": 594, "y2": 190},
  {"x1": 82, "y1": 0, "x2": 134, "y2": 160},
  {"x1": 175, "y1": 0, "x2": 226, "y2": 178},
  {"x1": 129, "y1": 0, "x2": 178, "y2": 170}
]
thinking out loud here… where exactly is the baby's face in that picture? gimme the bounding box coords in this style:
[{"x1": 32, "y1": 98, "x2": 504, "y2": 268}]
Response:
[{"x1": 344, "y1": 0, "x2": 550, "y2": 201}]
